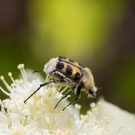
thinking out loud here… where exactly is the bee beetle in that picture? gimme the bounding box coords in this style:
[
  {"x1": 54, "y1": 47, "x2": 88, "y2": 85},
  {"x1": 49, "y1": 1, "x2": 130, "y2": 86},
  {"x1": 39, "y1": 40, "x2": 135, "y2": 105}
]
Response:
[{"x1": 24, "y1": 56, "x2": 97, "y2": 111}]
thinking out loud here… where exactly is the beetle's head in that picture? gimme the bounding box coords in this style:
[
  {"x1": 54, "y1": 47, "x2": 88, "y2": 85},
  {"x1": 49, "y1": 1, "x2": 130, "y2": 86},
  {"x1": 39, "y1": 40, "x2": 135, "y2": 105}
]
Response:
[{"x1": 88, "y1": 86, "x2": 97, "y2": 98}]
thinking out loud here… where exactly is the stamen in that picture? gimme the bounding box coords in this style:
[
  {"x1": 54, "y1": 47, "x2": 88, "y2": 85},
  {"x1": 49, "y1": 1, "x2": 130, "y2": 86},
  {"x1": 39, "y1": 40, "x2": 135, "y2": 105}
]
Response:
[
  {"x1": 58, "y1": 85, "x2": 63, "y2": 91},
  {"x1": 0, "y1": 86, "x2": 10, "y2": 96},
  {"x1": 15, "y1": 79, "x2": 19, "y2": 84},
  {"x1": 11, "y1": 83, "x2": 16, "y2": 88},
  {"x1": 0, "y1": 99, "x2": 6, "y2": 113},
  {"x1": 101, "y1": 117, "x2": 110, "y2": 135},
  {"x1": 8, "y1": 72, "x2": 15, "y2": 83},
  {"x1": 90, "y1": 102, "x2": 96, "y2": 108},
  {"x1": 0, "y1": 76, "x2": 11, "y2": 91},
  {"x1": 21, "y1": 117, "x2": 27, "y2": 126},
  {"x1": 8, "y1": 72, "x2": 21, "y2": 88},
  {"x1": 104, "y1": 128, "x2": 111, "y2": 135},
  {"x1": 22, "y1": 64, "x2": 28, "y2": 81},
  {"x1": 75, "y1": 104, "x2": 81, "y2": 110},
  {"x1": 45, "y1": 74, "x2": 50, "y2": 82},
  {"x1": 17, "y1": 64, "x2": 27, "y2": 82},
  {"x1": 61, "y1": 86, "x2": 68, "y2": 94},
  {"x1": 66, "y1": 95, "x2": 71, "y2": 100},
  {"x1": 19, "y1": 79, "x2": 24, "y2": 85},
  {"x1": 75, "y1": 104, "x2": 81, "y2": 116},
  {"x1": 116, "y1": 124, "x2": 124, "y2": 134}
]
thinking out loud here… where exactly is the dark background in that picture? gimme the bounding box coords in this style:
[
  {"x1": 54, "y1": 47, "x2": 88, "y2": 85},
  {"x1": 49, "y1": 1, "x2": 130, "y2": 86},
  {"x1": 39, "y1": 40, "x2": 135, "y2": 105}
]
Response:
[{"x1": 0, "y1": 0, "x2": 135, "y2": 114}]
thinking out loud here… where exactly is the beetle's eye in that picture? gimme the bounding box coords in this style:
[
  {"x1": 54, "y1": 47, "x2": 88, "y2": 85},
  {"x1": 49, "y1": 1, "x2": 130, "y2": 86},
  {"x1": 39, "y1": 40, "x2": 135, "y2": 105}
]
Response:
[
  {"x1": 89, "y1": 88, "x2": 94, "y2": 95},
  {"x1": 89, "y1": 87, "x2": 96, "y2": 98}
]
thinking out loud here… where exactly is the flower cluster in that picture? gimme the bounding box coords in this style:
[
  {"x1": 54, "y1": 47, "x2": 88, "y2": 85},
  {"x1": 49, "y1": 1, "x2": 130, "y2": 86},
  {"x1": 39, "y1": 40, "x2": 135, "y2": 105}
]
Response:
[{"x1": 0, "y1": 64, "x2": 135, "y2": 135}]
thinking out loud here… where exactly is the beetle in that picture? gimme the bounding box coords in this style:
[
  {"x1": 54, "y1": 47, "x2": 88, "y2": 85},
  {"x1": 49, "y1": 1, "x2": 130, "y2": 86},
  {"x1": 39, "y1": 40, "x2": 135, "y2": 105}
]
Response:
[{"x1": 24, "y1": 56, "x2": 97, "y2": 111}]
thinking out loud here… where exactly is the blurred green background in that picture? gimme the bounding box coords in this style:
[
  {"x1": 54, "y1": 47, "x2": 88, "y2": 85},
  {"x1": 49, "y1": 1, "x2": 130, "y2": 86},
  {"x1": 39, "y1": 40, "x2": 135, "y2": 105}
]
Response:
[{"x1": 0, "y1": 0, "x2": 135, "y2": 114}]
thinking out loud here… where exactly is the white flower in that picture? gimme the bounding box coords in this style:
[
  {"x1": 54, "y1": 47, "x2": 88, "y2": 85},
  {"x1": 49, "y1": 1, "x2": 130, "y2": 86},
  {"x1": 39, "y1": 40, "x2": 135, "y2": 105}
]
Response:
[
  {"x1": 0, "y1": 64, "x2": 135, "y2": 135},
  {"x1": 79, "y1": 100, "x2": 135, "y2": 135}
]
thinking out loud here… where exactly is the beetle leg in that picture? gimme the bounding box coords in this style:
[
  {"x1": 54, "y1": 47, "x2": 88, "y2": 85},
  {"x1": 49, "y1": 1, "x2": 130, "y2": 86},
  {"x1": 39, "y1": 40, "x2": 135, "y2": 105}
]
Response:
[
  {"x1": 62, "y1": 85, "x2": 82, "y2": 111},
  {"x1": 54, "y1": 86, "x2": 75, "y2": 109}
]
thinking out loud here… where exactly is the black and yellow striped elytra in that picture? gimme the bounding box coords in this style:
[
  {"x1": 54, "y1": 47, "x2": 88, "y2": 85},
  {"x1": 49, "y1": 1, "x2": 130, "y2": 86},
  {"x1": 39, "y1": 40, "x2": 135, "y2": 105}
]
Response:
[
  {"x1": 55, "y1": 56, "x2": 82, "y2": 82},
  {"x1": 24, "y1": 56, "x2": 97, "y2": 111}
]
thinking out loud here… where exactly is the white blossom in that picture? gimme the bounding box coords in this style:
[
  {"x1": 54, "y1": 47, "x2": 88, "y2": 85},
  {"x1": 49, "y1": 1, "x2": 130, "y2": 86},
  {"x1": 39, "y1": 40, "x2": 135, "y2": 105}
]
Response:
[{"x1": 0, "y1": 64, "x2": 135, "y2": 135}]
